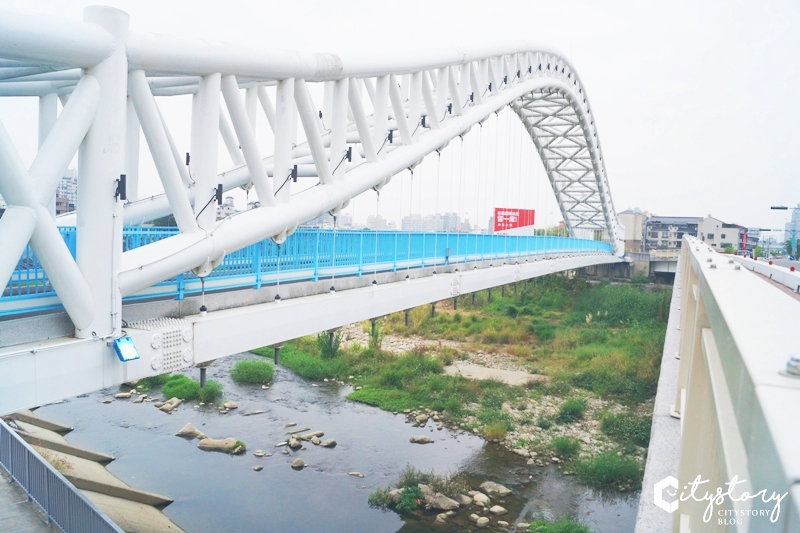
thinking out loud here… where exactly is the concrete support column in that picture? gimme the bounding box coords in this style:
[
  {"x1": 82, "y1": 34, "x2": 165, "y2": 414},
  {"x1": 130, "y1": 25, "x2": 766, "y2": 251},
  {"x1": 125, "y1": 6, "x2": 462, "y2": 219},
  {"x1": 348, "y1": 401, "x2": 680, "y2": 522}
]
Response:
[
  {"x1": 488, "y1": 288, "x2": 492, "y2": 302},
  {"x1": 430, "y1": 302, "x2": 436, "y2": 317},
  {"x1": 75, "y1": 6, "x2": 129, "y2": 338},
  {"x1": 200, "y1": 367, "x2": 207, "y2": 388},
  {"x1": 404, "y1": 309, "x2": 410, "y2": 327},
  {"x1": 471, "y1": 293, "x2": 475, "y2": 305},
  {"x1": 453, "y1": 297, "x2": 458, "y2": 310},
  {"x1": 370, "y1": 318, "x2": 377, "y2": 338},
  {"x1": 273, "y1": 344, "x2": 283, "y2": 365},
  {"x1": 38, "y1": 93, "x2": 57, "y2": 217}
]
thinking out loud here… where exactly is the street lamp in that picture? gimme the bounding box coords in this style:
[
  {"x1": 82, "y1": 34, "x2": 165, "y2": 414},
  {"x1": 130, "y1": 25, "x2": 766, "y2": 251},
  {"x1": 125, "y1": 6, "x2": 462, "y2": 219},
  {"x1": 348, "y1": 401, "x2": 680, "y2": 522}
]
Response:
[{"x1": 771, "y1": 206, "x2": 798, "y2": 255}]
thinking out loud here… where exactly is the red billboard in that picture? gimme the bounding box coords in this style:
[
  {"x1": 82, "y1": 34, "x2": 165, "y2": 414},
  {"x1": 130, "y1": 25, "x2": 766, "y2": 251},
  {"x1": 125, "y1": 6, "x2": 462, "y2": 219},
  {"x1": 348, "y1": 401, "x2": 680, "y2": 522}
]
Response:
[{"x1": 494, "y1": 208, "x2": 535, "y2": 232}]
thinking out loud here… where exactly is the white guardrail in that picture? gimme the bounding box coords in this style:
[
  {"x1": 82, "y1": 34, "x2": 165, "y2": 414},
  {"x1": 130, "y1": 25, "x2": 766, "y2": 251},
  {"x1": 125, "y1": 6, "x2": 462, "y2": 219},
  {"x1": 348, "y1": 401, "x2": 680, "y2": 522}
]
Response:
[{"x1": 668, "y1": 236, "x2": 800, "y2": 532}]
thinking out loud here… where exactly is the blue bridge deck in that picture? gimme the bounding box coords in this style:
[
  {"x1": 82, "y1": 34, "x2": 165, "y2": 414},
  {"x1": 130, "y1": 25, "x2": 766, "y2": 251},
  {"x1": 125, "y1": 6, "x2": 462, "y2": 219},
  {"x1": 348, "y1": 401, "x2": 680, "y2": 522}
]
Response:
[{"x1": 2, "y1": 227, "x2": 612, "y2": 318}]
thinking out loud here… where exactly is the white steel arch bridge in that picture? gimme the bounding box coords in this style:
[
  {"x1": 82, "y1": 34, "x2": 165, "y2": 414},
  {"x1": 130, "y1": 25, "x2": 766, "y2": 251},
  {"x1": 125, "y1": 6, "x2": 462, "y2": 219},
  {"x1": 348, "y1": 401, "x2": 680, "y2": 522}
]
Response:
[{"x1": 0, "y1": 6, "x2": 624, "y2": 413}]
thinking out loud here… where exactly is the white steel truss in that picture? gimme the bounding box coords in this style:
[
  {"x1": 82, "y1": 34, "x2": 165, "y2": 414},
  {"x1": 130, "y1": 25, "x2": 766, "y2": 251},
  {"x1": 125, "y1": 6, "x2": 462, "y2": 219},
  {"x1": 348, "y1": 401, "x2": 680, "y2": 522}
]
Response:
[{"x1": 0, "y1": 6, "x2": 625, "y2": 340}]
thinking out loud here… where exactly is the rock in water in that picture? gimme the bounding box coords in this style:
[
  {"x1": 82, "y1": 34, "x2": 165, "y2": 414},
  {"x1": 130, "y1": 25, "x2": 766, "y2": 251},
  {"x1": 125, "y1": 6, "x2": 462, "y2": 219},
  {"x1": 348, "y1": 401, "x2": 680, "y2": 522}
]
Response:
[
  {"x1": 175, "y1": 423, "x2": 207, "y2": 440},
  {"x1": 348, "y1": 472, "x2": 364, "y2": 478},
  {"x1": 415, "y1": 414, "x2": 429, "y2": 425},
  {"x1": 299, "y1": 430, "x2": 324, "y2": 440},
  {"x1": 320, "y1": 439, "x2": 337, "y2": 448},
  {"x1": 456, "y1": 494, "x2": 472, "y2": 506},
  {"x1": 311, "y1": 436, "x2": 321, "y2": 445},
  {"x1": 101, "y1": 398, "x2": 113, "y2": 404},
  {"x1": 498, "y1": 521, "x2": 509, "y2": 527},
  {"x1": 427, "y1": 494, "x2": 460, "y2": 511},
  {"x1": 114, "y1": 392, "x2": 131, "y2": 399},
  {"x1": 409, "y1": 435, "x2": 434, "y2": 444},
  {"x1": 253, "y1": 465, "x2": 263, "y2": 472},
  {"x1": 197, "y1": 437, "x2": 237, "y2": 453},
  {"x1": 387, "y1": 489, "x2": 404, "y2": 503},
  {"x1": 476, "y1": 517, "x2": 490, "y2": 528},
  {"x1": 291, "y1": 458, "x2": 305, "y2": 470},
  {"x1": 284, "y1": 422, "x2": 297, "y2": 427},
  {"x1": 223, "y1": 401, "x2": 238, "y2": 410},
  {"x1": 488, "y1": 505, "x2": 507, "y2": 516},
  {"x1": 288, "y1": 437, "x2": 302, "y2": 449},
  {"x1": 132, "y1": 394, "x2": 147, "y2": 404},
  {"x1": 479, "y1": 481, "x2": 512, "y2": 496},
  {"x1": 473, "y1": 493, "x2": 490, "y2": 504},
  {"x1": 254, "y1": 450, "x2": 266, "y2": 457}
]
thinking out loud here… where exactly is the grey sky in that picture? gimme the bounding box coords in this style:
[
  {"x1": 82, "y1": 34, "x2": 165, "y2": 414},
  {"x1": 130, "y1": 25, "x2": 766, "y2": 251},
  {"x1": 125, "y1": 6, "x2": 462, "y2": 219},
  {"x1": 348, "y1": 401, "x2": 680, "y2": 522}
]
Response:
[{"x1": 1, "y1": 0, "x2": 798, "y2": 234}]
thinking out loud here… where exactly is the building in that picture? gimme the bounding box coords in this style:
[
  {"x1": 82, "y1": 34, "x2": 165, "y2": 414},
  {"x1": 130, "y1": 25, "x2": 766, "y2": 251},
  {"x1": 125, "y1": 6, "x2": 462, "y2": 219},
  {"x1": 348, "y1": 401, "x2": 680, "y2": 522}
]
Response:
[
  {"x1": 784, "y1": 203, "x2": 800, "y2": 244},
  {"x1": 55, "y1": 169, "x2": 79, "y2": 214},
  {"x1": 366, "y1": 214, "x2": 395, "y2": 230},
  {"x1": 698, "y1": 215, "x2": 745, "y2": 251},
  {"x1": 400, "y1": 212, "x2": 460, "y2": 232},
  {"x1": 618, "y1": 208, "x2": 649, "y2": 252},
  {"x1": 644, "y1": 216, "x2": 701, "y2": 250}
]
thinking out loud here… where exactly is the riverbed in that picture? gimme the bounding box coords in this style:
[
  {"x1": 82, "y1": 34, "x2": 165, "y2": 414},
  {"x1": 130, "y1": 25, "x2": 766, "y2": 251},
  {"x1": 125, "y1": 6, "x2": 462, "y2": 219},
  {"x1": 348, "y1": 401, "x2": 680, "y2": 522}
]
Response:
[{"x1": 36, "y1": 353, "x2": 638, "y2": 532}]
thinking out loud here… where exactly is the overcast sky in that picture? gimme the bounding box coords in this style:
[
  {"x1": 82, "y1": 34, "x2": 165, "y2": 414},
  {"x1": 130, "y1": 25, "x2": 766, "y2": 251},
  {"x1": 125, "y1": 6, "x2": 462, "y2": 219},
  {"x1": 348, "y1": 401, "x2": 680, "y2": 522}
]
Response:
[{"x1": 2, "y1": 0, "x2": 799, "y2": 235}]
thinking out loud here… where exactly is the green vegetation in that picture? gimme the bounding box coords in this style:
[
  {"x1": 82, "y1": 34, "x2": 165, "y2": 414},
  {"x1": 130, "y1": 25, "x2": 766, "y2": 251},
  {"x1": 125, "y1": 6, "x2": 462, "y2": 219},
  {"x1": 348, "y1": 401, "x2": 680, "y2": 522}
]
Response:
[
  {"x1": 396, "y1": 486, "x2": 423, "y2": 511},
  {"x1": 484, "y1": 421, "x2": 509, "y2": 439},
  {"x1": 367, "y1": 487, "x2": 391, "y2": 508},
  {"x1": 601, "y1": 412, "x2": 652, "y2": 449},
  {"x1": 135, "y1": 373, "x2": 172, "y2": 392},
  {"x1": 230, "y1": 359, "x2": 274, "y2": 383},
  {"x1": 529, "y1": 518, "x2": 593, "y2": 533},
  {"x1": 224, "y1": 439, "x2": 247, "y2": 454},
  {"x1": 160, "y1": 374, "x2": 222, "y2": 402},
  {"x1": 576, "y1": 452, "x2": 643, "y2": 490},
  {"x1": 556, "y1": 398, "x2": 587, "y2": 424},
  {"x1": 551, "y1": 436, "x2": 581, "y2": 458},
  {"x1": 315, "y1": 329, "x2": 342, "y2": 360}
]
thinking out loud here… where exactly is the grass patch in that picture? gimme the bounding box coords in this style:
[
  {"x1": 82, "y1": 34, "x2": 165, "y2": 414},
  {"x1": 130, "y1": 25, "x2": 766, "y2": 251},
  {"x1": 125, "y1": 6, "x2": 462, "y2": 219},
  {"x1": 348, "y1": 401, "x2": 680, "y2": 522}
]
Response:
[
  {"x1": 601, "y1": 412, "x2": 652, "y2": 448},
  {"x1": 485, "y1": 422, "x2": 508, "y2": 439},
  {"x1": 529, "y1": 518, "x2": 593, "y2": 533},
  {"x1": 316, "y1": 330, "x2": 342, "y2": 359},
  {"x1": 556, "y1": 398, "x2": 587, "y2": 424},
  {"x1": 198, "y1": 380, "x2": 223, "y2": 402},
  {"x1": 135, "y1": 373, "x2": 171, "y2": 392},
  {"x1": 162, "y1": 374, "x2": 201, "y2": 400},
  {"x1": 230, "y1": 359, "x2": 274, "y2": 383},
  {"x1": 368, "y1": 487, "x2": 391, "y2": 508},
  {"x1": 576, "y1": 452, "x2": 643, "y2": 490},
  {"x1": 551, "y1": 436, "x2": 581, "y2": 458}
]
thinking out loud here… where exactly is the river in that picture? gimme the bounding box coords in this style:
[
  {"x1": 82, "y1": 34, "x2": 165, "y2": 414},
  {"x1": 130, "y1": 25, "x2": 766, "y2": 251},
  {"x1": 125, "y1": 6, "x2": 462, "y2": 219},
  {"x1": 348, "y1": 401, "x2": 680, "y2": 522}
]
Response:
[{"x1": 35, "y1": 353, "x2": 639, "y2": 532}]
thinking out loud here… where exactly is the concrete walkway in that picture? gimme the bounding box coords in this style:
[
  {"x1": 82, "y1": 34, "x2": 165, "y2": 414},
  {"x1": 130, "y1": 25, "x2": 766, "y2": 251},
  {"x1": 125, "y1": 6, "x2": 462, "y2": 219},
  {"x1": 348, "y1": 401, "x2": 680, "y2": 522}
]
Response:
[{"x1": 0, "y1": 467, "x2": 60, "y2": 533}]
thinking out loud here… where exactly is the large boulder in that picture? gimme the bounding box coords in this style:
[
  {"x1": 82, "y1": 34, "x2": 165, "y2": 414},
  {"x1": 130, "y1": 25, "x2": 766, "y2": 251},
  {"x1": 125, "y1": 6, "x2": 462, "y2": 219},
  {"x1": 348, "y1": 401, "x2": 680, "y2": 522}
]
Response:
[
  {"x1": 479, "y1": 481, "x2": 512, "y2": 496},
  {"x1": 409, "y1": 435, "x2": 434, "y2": 444},
  {"x1": 198, "y1": 437, "x2": 236, "y2": 453},
  {"x1": 320, "y1": 439, "x2": 337, "y2": 448},
  {"x1": 160, "y1": 397, "x2": 182, "y2": 413},
  {"x1": 223, "y1": 401, "x2": 238, "y2": 409},
  {"x1": 456, "y1": 494, "x2": 472, "y2": 506},
  {"x1": 175, "y1": 423, "x2": 207, "y2": 440},
  {"x1": 476, "y1": 517, "x2": 490, "y2": 528},
  {"x1": 288, "y1": 437, "x2": 302, "y2": 449},
  {"x1": 427, "y1": 493, "x2": 460, "y2": 511},
  {"x1": 488, "y1": 505, "x2": 507, "y2": 516},
  {"x1": 291, "y1": 458, "x2": 305, "y2": 470},
  {"x1": 387, "y1": 489, "x2": 404, "y2": 503},
  {"x1": 473, "y1": 492, "x2": 490, "y2": 504}
]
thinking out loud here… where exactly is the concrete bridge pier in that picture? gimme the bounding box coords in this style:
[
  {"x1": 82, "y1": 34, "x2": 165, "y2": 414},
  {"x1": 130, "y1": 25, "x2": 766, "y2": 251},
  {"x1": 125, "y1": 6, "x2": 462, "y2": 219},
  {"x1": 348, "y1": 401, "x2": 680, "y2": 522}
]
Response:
[
  {"x1": 453, "y1": 297, "x2": 458, "y2": 310},
  {"x1": 272, "y1": 344, "x2": 283, "y2": 365},
  {"x1": 430, "y1": 302, "x2": 436, "y2": 317},
  {"x1": 404, "y1": 309, "x2": 410, "y2": 327}
]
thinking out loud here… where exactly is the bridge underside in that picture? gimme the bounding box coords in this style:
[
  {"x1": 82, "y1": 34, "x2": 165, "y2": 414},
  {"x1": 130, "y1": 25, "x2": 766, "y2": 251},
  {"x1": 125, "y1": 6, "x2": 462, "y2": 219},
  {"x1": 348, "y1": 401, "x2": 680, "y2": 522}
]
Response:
[{"x1": 0, "y1": 252, "x2": 619, "y2": 415}]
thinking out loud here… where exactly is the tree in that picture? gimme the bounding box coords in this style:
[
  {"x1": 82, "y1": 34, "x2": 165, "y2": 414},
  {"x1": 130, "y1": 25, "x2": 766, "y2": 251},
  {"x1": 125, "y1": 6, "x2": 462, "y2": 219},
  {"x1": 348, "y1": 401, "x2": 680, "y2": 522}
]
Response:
[
  {"x1": 786, "y1": 241, "x2": 794, "y2": 256},
  {"x1": 724, "y1": 245, "x2": 735, "y2": 254},
  {"x1": 754, "y1": 245, "x2": 762, "y2": 258}
]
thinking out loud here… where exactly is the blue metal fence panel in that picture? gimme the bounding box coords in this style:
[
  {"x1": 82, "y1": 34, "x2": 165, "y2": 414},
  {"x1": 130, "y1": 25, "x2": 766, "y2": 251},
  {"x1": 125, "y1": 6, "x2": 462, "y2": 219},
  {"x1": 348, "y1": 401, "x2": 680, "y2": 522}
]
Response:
[{"x1": 1, "y1": 227, "x2": 612, "y2": 317}]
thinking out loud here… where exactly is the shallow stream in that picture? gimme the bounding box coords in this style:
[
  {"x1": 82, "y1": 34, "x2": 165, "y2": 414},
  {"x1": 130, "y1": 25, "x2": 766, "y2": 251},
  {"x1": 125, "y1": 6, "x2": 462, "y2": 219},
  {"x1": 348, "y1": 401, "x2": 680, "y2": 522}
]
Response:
[{"x1": 36, "y1": 353, "x2": 638, "y2": 532}]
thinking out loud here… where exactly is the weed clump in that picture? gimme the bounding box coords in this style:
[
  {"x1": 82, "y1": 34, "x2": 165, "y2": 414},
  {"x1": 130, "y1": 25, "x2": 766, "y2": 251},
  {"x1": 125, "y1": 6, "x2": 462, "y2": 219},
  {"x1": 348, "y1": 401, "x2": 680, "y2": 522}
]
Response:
[
  {"x1": 198, "y1": 380, "x2": 223, "y2": 402},
  {"x1": 601, "y1": 412, "x2": 651, "y2": 448},
  {"x1": 557, "y1": 398, "x2": 587, "y2": 424},
  {"x1": 136, "y1": 373, "x2": 171, "y2": 392},
  {"x1": 529, "y1": 518, "x2": 592, "y2": 533},
  {"x1": 230, "y1": 359, "x2": 274, "y2": 383},
  {"x1": 224, "y1": 440, "x2": 247, "y2": 454},
  {"x1": 576, "y1": 452, "x2": 642, "y2": 489},
  {"x1": 316, "y1": 330, "x2": 342, "y2": 359},
  {"x1": 484, "y1": 421, "x2": 508, "y2": 440},
  {"x1": 551, "y1": 436, "x2": 581, "y2": 458},
  {"x1": 162, "y1": 374, "x2": 200, "y2": 400},
  {"x1": 396, "y1": 486, "x2": 423, "y2": 511}
]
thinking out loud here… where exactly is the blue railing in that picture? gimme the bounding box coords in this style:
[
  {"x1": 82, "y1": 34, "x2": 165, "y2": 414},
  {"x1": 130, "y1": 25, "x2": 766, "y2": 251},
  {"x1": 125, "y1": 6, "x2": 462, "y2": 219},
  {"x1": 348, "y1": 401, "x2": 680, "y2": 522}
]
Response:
[{"x1": 1, "y1": 227, "x2": 612, "y2": 317}]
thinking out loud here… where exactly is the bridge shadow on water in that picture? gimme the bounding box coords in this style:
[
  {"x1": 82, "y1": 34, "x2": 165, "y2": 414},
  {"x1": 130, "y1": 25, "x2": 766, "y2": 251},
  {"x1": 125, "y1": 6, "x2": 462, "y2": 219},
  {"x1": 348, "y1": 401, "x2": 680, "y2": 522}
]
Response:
[{"x1": 34, "y1": 353, "x2": 637, "y2": 533}]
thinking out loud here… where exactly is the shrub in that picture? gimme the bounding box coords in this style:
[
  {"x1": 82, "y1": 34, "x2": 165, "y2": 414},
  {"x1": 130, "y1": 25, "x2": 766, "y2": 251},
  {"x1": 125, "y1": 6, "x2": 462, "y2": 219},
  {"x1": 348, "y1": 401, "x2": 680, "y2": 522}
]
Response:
[
  {"x1": 224, "y1": 440, "x2": 247, "y2": 454},
  {"x1": 485, "y1": 421, "x2": 508, "y2": 439},
  {"x1": 529, "y1": 518, "x2": 592, "y2": 533},
  {"x1": 427, "y1": 471, "x2": 470, "y2": 498},
  {"x1": 551, "y1": 436, "x2": 581, "y2": 458},
  {"x1": 397, "y1": 465, "x2": 431, "y2": 488},
  {"x1": 162, "y1": 374, "x2": 200, "y2": 400},
  {"x1": 231, "y1": 359, "x2": 274, "y2": 383},
  {"x1": 315, "y1": 330, "x2": 342, "y2": 359},
  {"x1": 601, "y1": 412, "x2": 652, "y2": 448},
  {"x1": 505, "y1": 305, "x2": 519, "y2": 318},
  {"x1": 557, "y1": 398, "x2": 587, "y2": 424},
  {"x1": 396, "y1": 486, "x2": 423, "y2": 511},
  {"x1": 529, "y1": 321, "x2": 556, "y2": 343},
  {"x1": 368, "y1": 487, "x2": 391, "y2": 508},
  {"x1": 198, "y1": 379, "x2": 223, "y2": 402},
  {"x1": 536, "y1": 415, "x2": 553, "y2": 430},
  {"x1": 576, "y1": 452, "x2": 643, "y2": 489}
]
